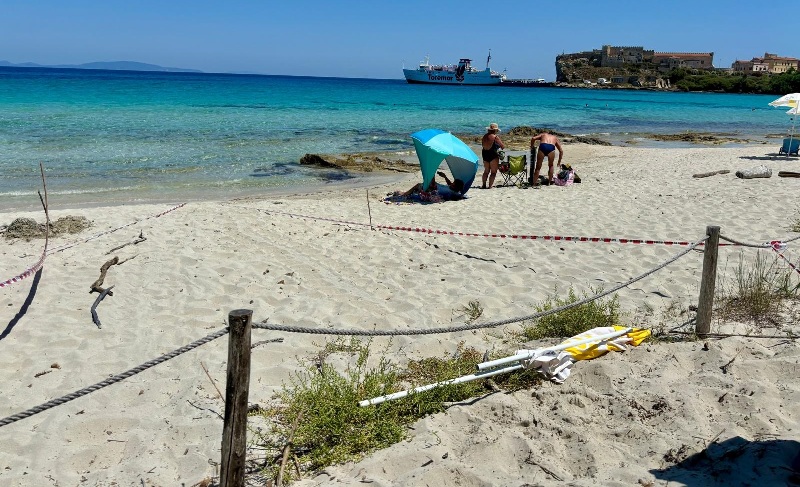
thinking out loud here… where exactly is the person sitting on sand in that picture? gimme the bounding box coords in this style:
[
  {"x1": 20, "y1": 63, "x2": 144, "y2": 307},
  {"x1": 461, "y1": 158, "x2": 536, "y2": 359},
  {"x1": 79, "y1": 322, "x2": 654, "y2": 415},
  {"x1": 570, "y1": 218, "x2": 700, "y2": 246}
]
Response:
[
  {"x1": 481, "y1": 123, "x2": 505, "y2": 189},
  {"x1": 400, "y1": 171, "x2": 465, "y2": 201},
  {"x1": 530, "y1": 132, "x2": 564, "y2": 186}
]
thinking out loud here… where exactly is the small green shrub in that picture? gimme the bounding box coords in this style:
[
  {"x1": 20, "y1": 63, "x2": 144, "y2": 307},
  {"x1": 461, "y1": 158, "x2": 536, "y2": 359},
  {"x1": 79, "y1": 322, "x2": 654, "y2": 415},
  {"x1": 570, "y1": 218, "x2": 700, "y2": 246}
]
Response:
[
  {"x1": 254, "y1": 339, "x2": 538, "y2": 482},
  {"x1": 521, "y1": 287, "x2": 620, "y2": 340},
  {"x1": 458, "y1": 300, "x2": 484, "y2": 322},
  {"x1": 717, "y1": 251, "x2": 799, "y2": 324},
  {"x1": 791, "y1": 216, "x2": 800, "y2": 233}
]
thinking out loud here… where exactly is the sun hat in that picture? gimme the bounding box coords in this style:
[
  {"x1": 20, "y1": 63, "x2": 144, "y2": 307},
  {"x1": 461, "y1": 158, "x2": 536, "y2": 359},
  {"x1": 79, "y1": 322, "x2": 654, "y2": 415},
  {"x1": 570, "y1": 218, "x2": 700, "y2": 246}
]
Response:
[{"x1": 486, "y1": 123, "x2": 500, "y2": 132}]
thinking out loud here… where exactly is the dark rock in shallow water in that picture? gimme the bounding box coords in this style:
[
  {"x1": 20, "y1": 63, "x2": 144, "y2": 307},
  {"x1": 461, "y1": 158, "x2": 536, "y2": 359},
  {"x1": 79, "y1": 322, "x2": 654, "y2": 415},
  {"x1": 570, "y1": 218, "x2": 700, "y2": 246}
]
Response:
[{"x1": 299, "y1": 153, "x2": 341, "y2": 169}]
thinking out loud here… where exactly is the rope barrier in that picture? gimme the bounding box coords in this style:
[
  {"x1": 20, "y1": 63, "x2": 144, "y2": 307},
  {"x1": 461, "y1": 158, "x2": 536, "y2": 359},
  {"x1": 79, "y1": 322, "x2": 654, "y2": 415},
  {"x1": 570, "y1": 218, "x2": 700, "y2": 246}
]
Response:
[
  {"x1": 238, "y1": 205, "x2": 796, "y2": 249},
  {"x1": 253, "y1": 237, "x2": 706, "y2": 336},
  {"x1": 0, "y1": 248, "x2": 46, "y2": 289},
  {"x1": 46, "y1": 203, "x2": 187, "y2": 255},
  {"x1": 0, "y1": 236, "x2": 705, "y2": 427},
  {"x1": 0, "y1": 327, "x2": 228, "y2": 428},
  {"x1": 1, "y1": 203, "x2": 185, "y2": 290},
  {"x1": 718, "y1": 235, "x2": 773, "y2": 249}
]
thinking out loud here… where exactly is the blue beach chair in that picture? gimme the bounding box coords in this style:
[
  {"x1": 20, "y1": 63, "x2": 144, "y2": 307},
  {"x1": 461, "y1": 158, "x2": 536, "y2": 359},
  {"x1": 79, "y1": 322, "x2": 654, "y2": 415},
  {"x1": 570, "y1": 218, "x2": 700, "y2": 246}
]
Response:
[{"x1": 780, "y1": 138, "x2": 799, "y2": 156}]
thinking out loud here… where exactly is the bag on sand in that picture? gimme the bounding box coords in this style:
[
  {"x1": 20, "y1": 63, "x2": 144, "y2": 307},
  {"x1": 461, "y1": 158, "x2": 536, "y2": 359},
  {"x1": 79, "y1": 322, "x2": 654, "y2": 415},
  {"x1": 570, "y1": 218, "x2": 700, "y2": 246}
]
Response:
[
  {"x1": 554, "y1": 164, "x2": 575, "y2": 186},
  {"x1": 735, "y1": 165, "x2": 772, "y2": 179}
]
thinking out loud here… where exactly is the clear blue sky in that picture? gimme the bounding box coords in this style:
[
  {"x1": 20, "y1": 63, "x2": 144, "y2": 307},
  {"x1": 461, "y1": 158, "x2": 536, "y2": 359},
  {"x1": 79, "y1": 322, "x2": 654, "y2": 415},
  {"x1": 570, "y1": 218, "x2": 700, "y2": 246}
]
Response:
[{"x1": 4, "y1": 0, "x2": 796, "y2": 80}]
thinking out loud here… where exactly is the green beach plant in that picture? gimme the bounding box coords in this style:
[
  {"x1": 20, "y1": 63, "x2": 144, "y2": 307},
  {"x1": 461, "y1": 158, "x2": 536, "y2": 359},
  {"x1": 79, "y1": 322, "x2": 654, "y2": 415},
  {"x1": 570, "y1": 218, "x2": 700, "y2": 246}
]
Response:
[
  {"x1": 520, "y1": 287, "x2": 620, "y2": 341},
  {"x1": 716, "y1": 251, "x2": 799, "y2": 324},
  {"x1": 458, "y1": 299, "x2": 484, "y2": 322},
  {"x1": 252, "y1": 338, "x2": 538, "y2": 483}
]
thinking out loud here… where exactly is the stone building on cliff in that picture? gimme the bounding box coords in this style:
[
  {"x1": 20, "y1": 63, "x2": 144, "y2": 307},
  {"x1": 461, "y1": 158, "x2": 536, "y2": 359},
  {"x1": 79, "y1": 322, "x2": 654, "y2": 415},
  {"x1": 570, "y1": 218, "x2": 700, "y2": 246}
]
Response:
[
  {"x1": 555, "y1": 45, "x2": 714, "y2": 86},
  {"x1": 732, "y1": 53, "x2": 800, "y2": 74}
]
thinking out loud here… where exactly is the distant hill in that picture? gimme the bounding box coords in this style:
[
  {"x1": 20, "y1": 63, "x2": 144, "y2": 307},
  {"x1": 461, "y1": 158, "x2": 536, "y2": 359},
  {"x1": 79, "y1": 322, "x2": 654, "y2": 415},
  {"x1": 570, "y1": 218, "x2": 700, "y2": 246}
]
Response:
[{"x1": 0, "y1": 60, "x2": 202, "y2": 73}]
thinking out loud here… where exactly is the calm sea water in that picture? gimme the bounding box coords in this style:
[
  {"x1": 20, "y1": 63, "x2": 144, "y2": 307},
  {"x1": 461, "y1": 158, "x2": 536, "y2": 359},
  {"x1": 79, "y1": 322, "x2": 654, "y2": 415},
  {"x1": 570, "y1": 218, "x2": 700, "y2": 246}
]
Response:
[{"x1": 0, "y1": 67, "x2": 788, "y2": 208}]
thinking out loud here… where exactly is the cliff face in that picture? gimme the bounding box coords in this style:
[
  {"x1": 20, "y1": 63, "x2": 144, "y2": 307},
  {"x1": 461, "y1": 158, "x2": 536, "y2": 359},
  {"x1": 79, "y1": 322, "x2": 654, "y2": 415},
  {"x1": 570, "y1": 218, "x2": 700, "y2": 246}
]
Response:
[{"x1": 555, "y1": 52, "x2": 670, "y2": 88}]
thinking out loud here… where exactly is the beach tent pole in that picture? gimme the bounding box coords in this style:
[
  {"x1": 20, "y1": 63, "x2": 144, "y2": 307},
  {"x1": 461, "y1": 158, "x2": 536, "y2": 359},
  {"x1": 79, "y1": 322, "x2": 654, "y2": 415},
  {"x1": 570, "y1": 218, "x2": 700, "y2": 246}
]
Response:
[{"x1": 359, "y1": 363, "x2": 524, "y2": 407}]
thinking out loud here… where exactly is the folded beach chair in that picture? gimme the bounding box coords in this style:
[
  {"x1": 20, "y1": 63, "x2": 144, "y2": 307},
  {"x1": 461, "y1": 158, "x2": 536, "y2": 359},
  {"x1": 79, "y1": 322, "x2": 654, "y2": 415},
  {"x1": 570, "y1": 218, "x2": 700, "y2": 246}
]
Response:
[
  {"x1": 780, "y1": 138, "x2": 799, "y2": 156},
  {"x1": 498, "y1": 154, "x2": 527, "y2": 187}
]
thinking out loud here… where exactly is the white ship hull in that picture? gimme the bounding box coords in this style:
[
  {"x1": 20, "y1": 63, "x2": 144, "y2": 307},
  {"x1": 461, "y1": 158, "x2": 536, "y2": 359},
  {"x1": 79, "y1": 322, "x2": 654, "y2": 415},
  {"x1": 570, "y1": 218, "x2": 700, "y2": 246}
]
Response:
[
  {"x1": 403, "y1": 56, "x2": 504, "y2": 85},
  {"x1": 403, "y1": 67, "x2": 503, "y2": 85}
]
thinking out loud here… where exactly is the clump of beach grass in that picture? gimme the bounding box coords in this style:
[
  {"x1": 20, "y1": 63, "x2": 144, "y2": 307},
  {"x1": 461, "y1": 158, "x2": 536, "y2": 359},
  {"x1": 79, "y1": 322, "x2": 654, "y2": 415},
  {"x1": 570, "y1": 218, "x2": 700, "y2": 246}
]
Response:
[
  {"x1": 252, "y1": 338, "x2": 538, "y2": 483},
  {"x1": 716, "y1": 251, "x2": 799, "y2": 325},
  {"x1": 520, "y1": 287, "x2": 620, "y2": 341},
  {"x1": 791, "y1": 215, "x2": 800, "y2": 233},
  {"x1": 457, "y1": 299, "x2": 483, "y2": 322}
]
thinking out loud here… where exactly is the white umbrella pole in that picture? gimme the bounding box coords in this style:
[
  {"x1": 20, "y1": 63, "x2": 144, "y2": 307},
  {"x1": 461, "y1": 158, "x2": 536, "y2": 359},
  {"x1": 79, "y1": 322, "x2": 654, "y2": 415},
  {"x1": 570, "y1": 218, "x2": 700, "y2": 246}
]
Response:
[
  {"x1": 790, "y1": 114, "x2": 796, "y2": 157},
  {"x1": 358, "y1": 363, "x2": 524, "y2": 407}
]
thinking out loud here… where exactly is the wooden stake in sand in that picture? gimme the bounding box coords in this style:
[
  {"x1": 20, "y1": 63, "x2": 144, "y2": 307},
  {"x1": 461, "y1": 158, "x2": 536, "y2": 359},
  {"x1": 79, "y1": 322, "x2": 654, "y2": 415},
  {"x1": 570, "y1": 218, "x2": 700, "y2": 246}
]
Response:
[
  {"x1": 696, "y1": 225, "x2": 720, "y2": 335},
  {"x1": 366, "y1": 189, "x2": 373, "y2": 230},
  {"x1": 220, "y1": 309, "x2": 252, "y2": 487}
]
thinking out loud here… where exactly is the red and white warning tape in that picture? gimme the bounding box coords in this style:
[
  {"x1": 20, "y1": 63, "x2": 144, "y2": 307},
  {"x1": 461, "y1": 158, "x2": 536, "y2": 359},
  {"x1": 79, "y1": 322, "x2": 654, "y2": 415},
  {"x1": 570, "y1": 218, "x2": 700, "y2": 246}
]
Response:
[
  {"x1": 771, "y1": 242, "x2": 800, "y2": 275},
  {"x1": 0, "y1": 248, "x2": 47, "y2": 289},
  {"x1": 251, "y1": 207, "x2": 723, "y2": 247},
  {"x1": 1, "y1": 203, "x2": 186, "y2": 290}
]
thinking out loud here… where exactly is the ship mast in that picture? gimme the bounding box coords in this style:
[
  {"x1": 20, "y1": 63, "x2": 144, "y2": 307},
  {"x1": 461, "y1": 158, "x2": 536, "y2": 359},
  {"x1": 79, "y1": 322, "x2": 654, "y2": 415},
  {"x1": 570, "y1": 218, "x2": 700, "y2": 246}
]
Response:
[{"x1": 486, "y1": 49, "x2": 491, "y2": 70}]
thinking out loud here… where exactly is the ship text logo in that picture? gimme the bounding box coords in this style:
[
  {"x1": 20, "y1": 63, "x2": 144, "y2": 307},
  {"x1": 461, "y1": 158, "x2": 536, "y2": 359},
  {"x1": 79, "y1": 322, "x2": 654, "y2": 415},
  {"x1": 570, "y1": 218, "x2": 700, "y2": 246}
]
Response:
[{"x1": 427, "y1": 74, "x2": 454, "y2": 81}]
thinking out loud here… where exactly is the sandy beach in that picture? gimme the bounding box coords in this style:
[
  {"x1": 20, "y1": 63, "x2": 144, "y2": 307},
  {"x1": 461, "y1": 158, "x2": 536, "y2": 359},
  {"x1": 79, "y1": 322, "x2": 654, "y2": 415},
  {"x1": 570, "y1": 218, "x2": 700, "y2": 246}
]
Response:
[{"x1": 1, "y1": 144, "x2": 799, "y2": 486}]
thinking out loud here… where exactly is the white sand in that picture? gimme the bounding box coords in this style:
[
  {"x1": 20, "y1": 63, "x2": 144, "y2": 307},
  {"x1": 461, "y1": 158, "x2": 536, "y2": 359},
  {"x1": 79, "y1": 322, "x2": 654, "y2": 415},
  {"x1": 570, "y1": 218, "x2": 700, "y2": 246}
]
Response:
[{"x1": 0, "y1": 145, "x2": 798, "y2": 486}]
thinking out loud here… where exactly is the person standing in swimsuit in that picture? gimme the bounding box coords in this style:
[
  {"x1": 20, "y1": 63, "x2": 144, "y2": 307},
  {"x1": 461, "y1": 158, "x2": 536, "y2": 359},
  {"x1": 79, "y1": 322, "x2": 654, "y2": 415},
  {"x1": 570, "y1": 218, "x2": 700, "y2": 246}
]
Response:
[
  {"x1": 481, "y1": 123, "x2": 505, "y2": 189},
  {"x1": 530, "y1": 132, "x2": 563, "y2": 186}
]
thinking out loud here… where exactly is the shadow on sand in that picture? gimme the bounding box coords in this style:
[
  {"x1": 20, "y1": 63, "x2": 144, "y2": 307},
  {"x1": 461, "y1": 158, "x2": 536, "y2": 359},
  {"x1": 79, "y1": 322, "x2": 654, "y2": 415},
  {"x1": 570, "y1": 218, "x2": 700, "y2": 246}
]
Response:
[
  {"x1": 650, "y1": 436, "x2": 800, "y2": 486},
  {"x1": 0, "y1": 268, "x2": 42, "y2": 341}
]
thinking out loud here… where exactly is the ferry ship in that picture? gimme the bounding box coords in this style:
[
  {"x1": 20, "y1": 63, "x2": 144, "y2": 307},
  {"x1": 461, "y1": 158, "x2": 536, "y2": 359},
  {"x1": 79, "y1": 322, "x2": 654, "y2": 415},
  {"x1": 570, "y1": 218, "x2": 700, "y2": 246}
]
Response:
[{"x1": 403, "y1": 52, "x2": 505, "y2": 86}]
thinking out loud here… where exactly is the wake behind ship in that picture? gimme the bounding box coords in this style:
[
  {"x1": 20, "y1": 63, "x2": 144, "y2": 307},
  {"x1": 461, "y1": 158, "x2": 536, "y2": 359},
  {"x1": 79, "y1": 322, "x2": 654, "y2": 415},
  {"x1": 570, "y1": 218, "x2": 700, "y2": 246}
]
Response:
[{"x1": 403, "y1": 53, "x2": 505, "y2": 86}]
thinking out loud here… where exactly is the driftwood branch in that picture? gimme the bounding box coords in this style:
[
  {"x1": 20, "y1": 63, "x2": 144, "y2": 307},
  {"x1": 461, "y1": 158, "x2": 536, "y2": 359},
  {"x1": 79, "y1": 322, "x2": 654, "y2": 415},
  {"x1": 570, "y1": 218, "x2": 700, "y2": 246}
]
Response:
[
  {"x1": 276, "y1": 412, "x2": 303, "y2": 487},
  {"x1": 90, "y1": 285, "x2": 114, "y2": 329},
  {"x1": 200, "y1": 361, "x2": 225, "y2": 402},
  {"x1": 525, "y1": 452, "x2": 563, "y2": 481},
  {"x1": 720, "y1": 350, "x2": 741, "y2": 374},
  {"x1": 251, "y1": 337, "x2": 284, "y2": 349},
  {"x1": 692, "y1": 169, "x2": 730, "y2": 179},
  {"x1": 90, "y1": 256, "x2": 119, "y2": 294},
  {"x1": 106, "y1": 231, "x2": 146, "y2": 254},
  {"x1": 778, "y1": 171, "x2": 800, "y2": 178}
]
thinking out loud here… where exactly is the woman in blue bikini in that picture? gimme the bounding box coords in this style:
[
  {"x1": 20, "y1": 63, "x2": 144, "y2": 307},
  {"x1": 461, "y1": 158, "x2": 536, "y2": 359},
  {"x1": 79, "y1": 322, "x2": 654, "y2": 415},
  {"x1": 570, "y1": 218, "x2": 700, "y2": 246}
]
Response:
[
  {"x1": 530, "y1": 132, "x2": 563, "y2": 186},
  {"x1": 481, "y1": 123, "x2": 505, "y2": 189}
]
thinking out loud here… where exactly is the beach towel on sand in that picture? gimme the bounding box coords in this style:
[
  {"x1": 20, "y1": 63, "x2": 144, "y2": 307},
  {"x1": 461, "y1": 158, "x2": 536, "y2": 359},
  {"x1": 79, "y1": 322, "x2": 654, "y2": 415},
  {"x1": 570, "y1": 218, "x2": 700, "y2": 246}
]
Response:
[{"x1": 518, "y1": 326, "x2": 650, "y2": 383}]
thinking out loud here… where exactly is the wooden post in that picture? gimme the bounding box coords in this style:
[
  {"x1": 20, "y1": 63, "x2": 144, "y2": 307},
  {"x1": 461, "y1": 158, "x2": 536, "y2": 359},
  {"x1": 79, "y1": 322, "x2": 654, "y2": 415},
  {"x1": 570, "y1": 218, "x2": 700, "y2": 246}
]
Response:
[
  {"x1": 696, "y1": 226, "x2": 720, "y2": 335},
  {"x1": 529, "y1": 141, "x2": 539, "y2": 185},
  {"x1": 220, "y1": 309, "x2": 253, "y2": 487}
]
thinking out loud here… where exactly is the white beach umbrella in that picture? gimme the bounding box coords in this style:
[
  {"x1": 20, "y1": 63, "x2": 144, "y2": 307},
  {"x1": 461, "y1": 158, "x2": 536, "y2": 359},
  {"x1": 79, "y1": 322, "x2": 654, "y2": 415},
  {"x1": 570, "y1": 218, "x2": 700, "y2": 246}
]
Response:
[
  {"x1": 769, "y1": 93, "x2": 800, "y2": 108},
  {"x1": 769, "y1": 93, "x2": 800, "y2": 156}
]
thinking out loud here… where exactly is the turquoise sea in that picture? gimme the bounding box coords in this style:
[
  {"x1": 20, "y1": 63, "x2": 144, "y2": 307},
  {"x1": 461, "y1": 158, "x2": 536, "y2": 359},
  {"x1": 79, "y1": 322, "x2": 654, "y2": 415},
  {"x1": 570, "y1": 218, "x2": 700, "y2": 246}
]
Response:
[{"x1": 0, "y1": 67, "x2": 789, "y2": 209}]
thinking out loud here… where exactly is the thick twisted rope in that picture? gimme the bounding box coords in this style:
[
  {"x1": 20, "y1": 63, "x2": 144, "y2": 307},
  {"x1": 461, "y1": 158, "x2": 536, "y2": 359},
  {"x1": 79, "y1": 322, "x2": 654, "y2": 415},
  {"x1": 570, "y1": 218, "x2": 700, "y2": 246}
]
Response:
[
  {"x1": 253, "y1": 237, "x2": 706, "y2": 336},
  {"x1": 719, "y1": 233, "x2": 800, "y2": 249},
  {"x1": 0, "y1": 327, "x2": 229, "y2": 428}
]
